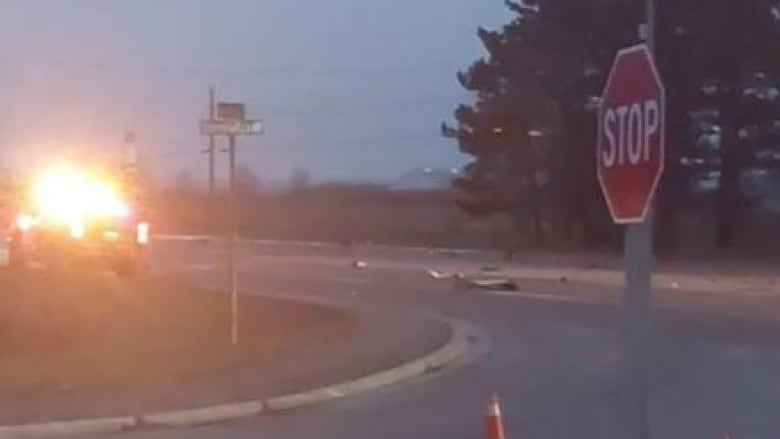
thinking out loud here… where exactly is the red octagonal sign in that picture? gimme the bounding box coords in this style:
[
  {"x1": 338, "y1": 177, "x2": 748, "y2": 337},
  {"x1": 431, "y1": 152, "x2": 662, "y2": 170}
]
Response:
[{"x1": 597, "y1": 44, "x2": 665, "y2": 224}]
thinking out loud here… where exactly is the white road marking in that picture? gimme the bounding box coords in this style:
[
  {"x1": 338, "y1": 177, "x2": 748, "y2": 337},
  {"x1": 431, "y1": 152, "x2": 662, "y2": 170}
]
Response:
[{"x1": 482, "y1": 290, "x2": 603, "y2": 304}]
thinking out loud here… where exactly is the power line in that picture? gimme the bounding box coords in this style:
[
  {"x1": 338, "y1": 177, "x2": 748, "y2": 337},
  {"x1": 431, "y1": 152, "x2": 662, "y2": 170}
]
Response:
[{"x1": 259, "y1": 94, "x2": 462, "y2": 120}]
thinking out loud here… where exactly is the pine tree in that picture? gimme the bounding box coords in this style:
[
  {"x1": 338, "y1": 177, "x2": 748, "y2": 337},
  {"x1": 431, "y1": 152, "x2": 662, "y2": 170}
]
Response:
[{"x1": 446, "y1": 0, "x2": 780, "y2": 249}]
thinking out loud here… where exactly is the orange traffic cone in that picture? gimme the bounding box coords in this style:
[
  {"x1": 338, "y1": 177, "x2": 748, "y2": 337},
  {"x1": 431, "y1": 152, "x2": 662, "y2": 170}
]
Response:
[{"x1": 485, "y1": 393, "x2": 506, "y2": 439}]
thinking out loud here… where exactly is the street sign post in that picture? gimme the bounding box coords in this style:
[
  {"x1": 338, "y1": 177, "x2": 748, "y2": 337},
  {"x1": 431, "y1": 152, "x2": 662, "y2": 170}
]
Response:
[
  {"x1": 199, "y1": 101, "x2": 264, "y2": 347},
  {"x1": 597, "y1": 40, "x2": 664, "y2": 439}
]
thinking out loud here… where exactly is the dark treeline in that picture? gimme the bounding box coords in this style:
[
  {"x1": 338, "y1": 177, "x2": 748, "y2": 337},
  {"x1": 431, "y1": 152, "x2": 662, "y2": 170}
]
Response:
[{"x1": 443, "y1": 0, "x2": 780, "y2": 255}]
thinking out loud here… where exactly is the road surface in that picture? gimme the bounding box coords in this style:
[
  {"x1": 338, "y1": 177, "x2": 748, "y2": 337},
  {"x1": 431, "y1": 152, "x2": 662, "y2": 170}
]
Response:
[{"x1": 80, "y1": 240, "x2": 780, "y2": 439}]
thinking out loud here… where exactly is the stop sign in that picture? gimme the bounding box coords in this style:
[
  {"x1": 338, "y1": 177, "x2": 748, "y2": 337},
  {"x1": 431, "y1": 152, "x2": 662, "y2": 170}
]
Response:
[{"x1": 597, "y1": 44, "x2": 665, "y2": 224}]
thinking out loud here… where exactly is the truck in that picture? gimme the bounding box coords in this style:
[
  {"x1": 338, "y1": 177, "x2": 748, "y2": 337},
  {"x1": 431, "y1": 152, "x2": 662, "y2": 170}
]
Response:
[{"x1": 4, "y1": 162, "x2": 149, "y2": 276}]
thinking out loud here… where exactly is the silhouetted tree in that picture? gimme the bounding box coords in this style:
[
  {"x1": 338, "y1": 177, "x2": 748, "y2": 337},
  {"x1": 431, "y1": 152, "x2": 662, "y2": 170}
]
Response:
[
  {"x1": 445, "y1": 0, "x2": 780, "y2": 249},
  {"x1": 444, "y1": 0, "x2": 640, "y2": 246}
]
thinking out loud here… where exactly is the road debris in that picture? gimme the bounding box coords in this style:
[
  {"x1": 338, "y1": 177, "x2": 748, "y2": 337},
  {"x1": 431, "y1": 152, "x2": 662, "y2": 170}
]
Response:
[
  {"x1": 428, "y1": 269, "x2": 517, "y2": 291},
  {"x1": 467, "y1": 277, "x2": 518, "y2": 291},
  {"x1": 428, "y1": 269, "x2": 463, "y2": 280}
]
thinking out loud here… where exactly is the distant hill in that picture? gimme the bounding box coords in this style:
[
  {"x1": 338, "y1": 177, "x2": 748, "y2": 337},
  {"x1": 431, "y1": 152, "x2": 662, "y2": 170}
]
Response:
[{"x1": 389, "y1": 167, "x2": 460, "y2": 191}]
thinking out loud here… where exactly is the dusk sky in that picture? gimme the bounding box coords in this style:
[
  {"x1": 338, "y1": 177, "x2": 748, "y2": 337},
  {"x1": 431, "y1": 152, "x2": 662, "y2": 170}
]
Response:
[{"x1": 0, "y1": 1, "x2": 510, "y2": 184}]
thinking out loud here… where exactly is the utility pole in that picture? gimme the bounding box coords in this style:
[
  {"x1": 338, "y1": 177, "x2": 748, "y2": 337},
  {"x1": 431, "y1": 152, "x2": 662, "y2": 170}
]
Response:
[{"x1": 645, "y1": 0, "x2": 655, "y2": 52}]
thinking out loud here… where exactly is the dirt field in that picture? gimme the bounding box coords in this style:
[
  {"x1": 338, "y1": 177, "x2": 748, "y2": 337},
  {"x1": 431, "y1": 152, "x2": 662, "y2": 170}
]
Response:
[
  {"x1": 0, "y1": 270, "x2": 357, "y2": 422},
  {"x1": 152, "y1": 191, "x2": 780, "y2": 260}
]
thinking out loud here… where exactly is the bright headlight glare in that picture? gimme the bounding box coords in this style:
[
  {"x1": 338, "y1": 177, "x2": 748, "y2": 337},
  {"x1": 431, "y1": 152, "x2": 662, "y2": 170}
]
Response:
[
  {"x1": 32, "y1": 165, "x2": 129, "y2": 222},
  {"x1": 16, "y1": 214, "x2": 35, "y2": 231},
  {"x1": 69, "y1": 221, "x2": 85, "y2": 240},
  {"x1": 136, "y1": 222, "x2": 150, "y2": 245}
]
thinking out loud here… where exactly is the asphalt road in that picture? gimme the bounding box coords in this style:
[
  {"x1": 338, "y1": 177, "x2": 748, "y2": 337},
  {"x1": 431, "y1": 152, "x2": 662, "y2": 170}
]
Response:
[{"x1": 81, "y1": 240, "x2": 780, "y2": 439}]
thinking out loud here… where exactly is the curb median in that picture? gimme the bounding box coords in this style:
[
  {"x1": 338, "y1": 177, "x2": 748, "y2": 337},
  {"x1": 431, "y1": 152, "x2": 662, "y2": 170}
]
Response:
[
  {"x1": 0, "y1": 416, "x2": 136, "y2": 438},
  {"x1": 0, "y1": 317, "x2": 486, "y2": 438}
]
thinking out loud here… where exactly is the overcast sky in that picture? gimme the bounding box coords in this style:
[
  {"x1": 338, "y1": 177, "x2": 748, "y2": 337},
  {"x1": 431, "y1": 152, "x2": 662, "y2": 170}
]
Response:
[{"x1": 0, "y1": 1, "x2": 510, "y2": 183}]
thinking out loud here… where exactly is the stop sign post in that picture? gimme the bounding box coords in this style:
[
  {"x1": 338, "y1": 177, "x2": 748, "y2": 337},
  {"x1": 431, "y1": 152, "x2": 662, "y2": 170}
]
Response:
[{"x1": 597, "y1": 43, "x2": 665, "y2": 439}]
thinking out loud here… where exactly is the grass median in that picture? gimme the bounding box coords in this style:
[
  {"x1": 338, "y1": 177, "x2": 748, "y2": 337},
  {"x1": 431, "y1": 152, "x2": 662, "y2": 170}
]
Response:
[{"x1": 0, "y1": 269, "x2": 357, "y2": 423}]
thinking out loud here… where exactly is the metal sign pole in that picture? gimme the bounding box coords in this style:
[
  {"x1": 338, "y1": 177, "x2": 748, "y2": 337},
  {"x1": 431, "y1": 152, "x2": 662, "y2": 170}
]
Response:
[
  {"x1": 208, "y1": 87, "x2": 217, "y2": 230},
  {"x1": 200, "y1": 102, "x2": 263, "y2": 348},
  {"x1": 228, "y1": 134, "x2": 239, "y2": 346},
  {"x1": 626, "y1": 2, "x2": 655, "y2": 439},
  {"x1": 625, "y1": 216, "x2": 653, "y2": 439}
]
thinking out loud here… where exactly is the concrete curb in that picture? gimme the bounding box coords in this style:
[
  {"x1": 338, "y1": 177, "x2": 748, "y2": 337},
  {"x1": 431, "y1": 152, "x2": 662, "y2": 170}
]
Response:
[
  {"x1": 0, "y1": 416, "x2": 136, "y2": 438},
  {"x1": 0, "y1": 317, "x2": 485, "y2": 438}
]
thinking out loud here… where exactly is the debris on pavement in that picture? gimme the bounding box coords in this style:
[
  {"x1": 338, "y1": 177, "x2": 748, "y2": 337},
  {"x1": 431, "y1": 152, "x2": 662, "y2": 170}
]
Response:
[
  {"x1": 428, "y1": 268, "x2": 517, "y2": 291},
  {"x1": 467, "y1": 277, "x2": 518, "y2": 291},
  {"x1": 428, "y1": 269, "x2": 463, "y2": 280}
]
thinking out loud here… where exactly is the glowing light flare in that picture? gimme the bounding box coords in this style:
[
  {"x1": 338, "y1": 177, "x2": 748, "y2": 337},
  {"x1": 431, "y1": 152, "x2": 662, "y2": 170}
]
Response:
[
  {"x1": 136, "y1": 222, "x2": 150, "y2": 245},
  {"x1": 69, "y1": 220, "x2": 85, "y2": 240},
  {"x1": 32, "y1": 165, "x2": 130, "y2": 225},
  {"x1": 16, "y1": 213, "x2": 36, "y2": 231}
]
